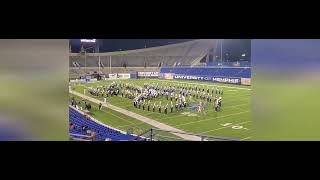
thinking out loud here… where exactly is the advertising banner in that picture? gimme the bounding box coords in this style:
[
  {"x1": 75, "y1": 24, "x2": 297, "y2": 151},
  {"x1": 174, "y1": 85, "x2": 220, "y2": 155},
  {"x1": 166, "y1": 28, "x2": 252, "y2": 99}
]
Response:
[
  {"x1": 118, "y1": 73, "x2": 131, "y2": 79},
  {"x1": 164, "y1": 73, "x2": 174, "y2": 80},
  {"x1": 241, "y1": 78, "x2": 251, "y2": 85},
  {"x1": 212, "y1": 77, "x2": 241, "y2": 84},
  {"x1": 173, "y1": 74, "x2": 241, "y2": 85},
  {"x1": 109, "y1": 74, "x2": 118, "y2": 79},
  {"x1": 137, "y1": 71, "x2": 159, "y2": 78},
  {"x1": 173, "y1": 75, "x2": 212, "y2": 81}
]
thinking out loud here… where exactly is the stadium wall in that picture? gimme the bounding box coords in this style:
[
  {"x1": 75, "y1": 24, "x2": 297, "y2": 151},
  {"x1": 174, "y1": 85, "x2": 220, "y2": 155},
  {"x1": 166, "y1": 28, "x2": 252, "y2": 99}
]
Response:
[{"x1": 159, "y1": 67, "x2": 251, "y2": 85}]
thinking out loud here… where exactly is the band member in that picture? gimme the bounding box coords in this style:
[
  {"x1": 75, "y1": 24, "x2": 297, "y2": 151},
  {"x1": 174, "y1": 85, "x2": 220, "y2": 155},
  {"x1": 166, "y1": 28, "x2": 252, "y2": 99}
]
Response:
[
  {"x1": 214, "y1": 96, "x2": 218, "y2": 104},
  {"x1": 99, "y1": 103, "x2": 102, "y2": 110},
  {"x1": 218, "y1": 96, "x2": 222, "y2": 107},
  {"x1": 171, "y1": 101, "x2": 174, "y2": 113},
  {"x1": 198, "y1": 101, "x2": 203, "y2": 113},
  {"x1": 214, "y1": 100, "x2": 219, "y2": 112},
  {"x1": 175, "y1": 102, "x2": 179, "y2": 112},
  {"x1": 164, "y1": 103, "x2": 168, "y2": 114},
  {"x1": 153, "y1": 102, "x2": 156, "y2": 112}
]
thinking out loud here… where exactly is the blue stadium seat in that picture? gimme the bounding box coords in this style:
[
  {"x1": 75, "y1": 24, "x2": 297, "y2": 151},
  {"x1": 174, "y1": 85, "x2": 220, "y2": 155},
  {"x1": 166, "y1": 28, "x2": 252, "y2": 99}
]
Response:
[
  {"x1": 69, "y1": 108, "x2": 138, "y2": 141},
  {"x1": 160, "y1": 67, "x2": 251, "y2": 78}
]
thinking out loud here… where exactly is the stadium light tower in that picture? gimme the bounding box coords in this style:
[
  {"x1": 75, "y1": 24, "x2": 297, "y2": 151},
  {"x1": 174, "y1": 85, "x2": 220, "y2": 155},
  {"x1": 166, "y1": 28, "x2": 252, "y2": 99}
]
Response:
[
  {"x1": 221, "y1": 39, "x2": 223, "y2": 63},
  {"x1": 80, "y1": 39, "x2": 98, "y2": 75},
  {"x1": 83, "y1": 46, "x2": 95, "y2": 75}
]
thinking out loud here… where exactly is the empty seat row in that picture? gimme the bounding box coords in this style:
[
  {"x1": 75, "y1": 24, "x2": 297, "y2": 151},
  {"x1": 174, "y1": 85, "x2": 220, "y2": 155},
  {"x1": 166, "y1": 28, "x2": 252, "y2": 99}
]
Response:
[
  {"x1": 69, "y1": 108, "x2": 139, "y2": 141},
  {"x1": 160, "y1": 67, "x2": 251, "y2": 78}
]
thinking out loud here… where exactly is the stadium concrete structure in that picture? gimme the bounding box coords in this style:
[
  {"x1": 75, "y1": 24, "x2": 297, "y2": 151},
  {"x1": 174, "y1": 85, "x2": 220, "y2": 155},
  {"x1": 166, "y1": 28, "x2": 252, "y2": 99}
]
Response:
[
  {"x1": 69, "y1": 39, "x2": 252, "y2": 141},
  {"x1": 70, "y1": 39, "x2": 216, "y2": 77}
]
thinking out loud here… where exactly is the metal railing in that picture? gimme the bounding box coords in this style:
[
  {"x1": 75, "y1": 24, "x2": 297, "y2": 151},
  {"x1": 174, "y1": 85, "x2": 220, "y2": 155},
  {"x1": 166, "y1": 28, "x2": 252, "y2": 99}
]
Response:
[{"x1": 133, "y1": 128, "x2": 241, "y2": 141}]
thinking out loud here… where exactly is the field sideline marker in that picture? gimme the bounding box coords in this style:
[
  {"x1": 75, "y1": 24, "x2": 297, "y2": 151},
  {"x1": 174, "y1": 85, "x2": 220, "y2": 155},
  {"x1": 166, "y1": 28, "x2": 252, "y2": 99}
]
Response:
[
  {"x1": 174, "y1": 110, "x2": 250, "y2": 127},
  {"x1": 200, "y1": 120, "x2": 251, "y2": 134}
]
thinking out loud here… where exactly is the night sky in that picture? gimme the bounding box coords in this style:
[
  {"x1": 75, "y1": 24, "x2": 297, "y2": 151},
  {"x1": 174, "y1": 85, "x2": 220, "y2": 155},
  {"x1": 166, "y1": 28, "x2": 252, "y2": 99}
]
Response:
[
  {"x1": 70, "y1": 39, "x2": 251, "y2": 61},
  {"x1": 70, "y1": 39, "x2": 194, "y2": 52}
]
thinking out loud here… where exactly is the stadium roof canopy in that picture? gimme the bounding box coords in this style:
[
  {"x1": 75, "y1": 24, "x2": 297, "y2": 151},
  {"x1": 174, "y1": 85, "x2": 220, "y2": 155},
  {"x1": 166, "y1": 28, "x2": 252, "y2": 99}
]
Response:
[{"x1": 70, "y1": 39, "x2": 215, "y2": 57}]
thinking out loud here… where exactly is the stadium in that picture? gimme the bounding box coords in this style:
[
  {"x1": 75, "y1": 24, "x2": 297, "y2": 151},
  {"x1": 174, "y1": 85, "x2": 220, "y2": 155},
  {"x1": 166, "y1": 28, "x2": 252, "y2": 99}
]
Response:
[{"x1": 69, "y1": 39, "x2": 251, "y2": 141}]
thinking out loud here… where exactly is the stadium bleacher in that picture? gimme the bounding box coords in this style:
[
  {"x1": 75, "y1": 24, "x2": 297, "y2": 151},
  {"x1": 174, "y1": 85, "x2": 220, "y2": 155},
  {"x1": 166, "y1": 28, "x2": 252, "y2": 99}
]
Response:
[
  {"x1": 206, "y1": 61, "x2": 251, "y2": 67},
  {"x1": 69, "y1": 39, "x2": 215, "y2": 68},
  {"x1": 69, "y1": 107, "x2": 140, "y2": 141}
]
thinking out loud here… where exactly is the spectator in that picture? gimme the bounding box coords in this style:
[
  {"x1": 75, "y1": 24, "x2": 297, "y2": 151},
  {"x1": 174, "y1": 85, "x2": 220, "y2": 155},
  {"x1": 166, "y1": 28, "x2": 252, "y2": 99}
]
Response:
[
  {"x1": 71, "y1": 97, "x2": 75, "y2": 106},
  {"x1": 86, "y1": 129, "x2": 92, "y2": 135},
  {"x1": 70, "y1": 123, "x2": 75, "y2": 130},
  {"x1": 91, "y1": 131, "x2": 97, "y2": 140},
  {"x1": 87, "y1": 103, "x2": 92, "y2": 111}
]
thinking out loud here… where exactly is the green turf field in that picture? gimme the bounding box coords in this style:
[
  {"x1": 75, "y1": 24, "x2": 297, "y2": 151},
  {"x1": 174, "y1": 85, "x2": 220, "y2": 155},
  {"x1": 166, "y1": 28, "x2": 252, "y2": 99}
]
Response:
[
  {"x1": 70, "y1": 94, "x2": 182, "y2": 140},
  {"x1": 70, "y1": 79, "x2": 251, "y2": 141}
]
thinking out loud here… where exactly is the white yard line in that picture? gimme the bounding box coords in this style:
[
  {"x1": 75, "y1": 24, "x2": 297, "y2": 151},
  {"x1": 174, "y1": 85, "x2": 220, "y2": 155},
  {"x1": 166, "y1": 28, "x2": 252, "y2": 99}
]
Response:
[
  {"x1": 226, "y1": 103, "x2": 249, "y2": 109},
  {"x1": 111, "y1": 100, "x2": 133, "y2": 106},
  {"x1": 116, "y1": 122, "x2": 146, "y2": 129},
  {"x1": 240, "y1": 136, "x2": 252, "y2": 141},
  {"x1": 102, "y1": 109, "x2": 137, "y2": 126},
  {"x1": 174, "y1": 110, "x2": 250, "y2": 127},
  {"x1": 70, "y1": 90, "x2": 203, "y2": 141},
  {"x1": 223, "y1": 98, "x2": 250, "y2": 105},
  {"x1": 200, "y1": 121, "x2": 251, "y2": 134},
  {"x1": 155, "y1": 79, "x2": 251, "y2": 90},
  {"x1": 160, "y1": 113, "x2": 196, "y2": 120},
  {"x1": 232, "y1": 106, "x2": 248, "y2": 111},
  {"x1": 161, "y1": 103, "x2": 249, "y2": 120},
  {"x1": 222, "y1": 93, "x2": 251, "y2": 99}
]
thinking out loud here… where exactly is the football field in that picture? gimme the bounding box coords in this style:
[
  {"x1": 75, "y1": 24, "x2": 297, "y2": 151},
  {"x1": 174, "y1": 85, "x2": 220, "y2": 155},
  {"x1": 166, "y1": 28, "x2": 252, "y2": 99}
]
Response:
[{"x1": 70, "y1": 79, "x2": 252, "y2": 141}]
